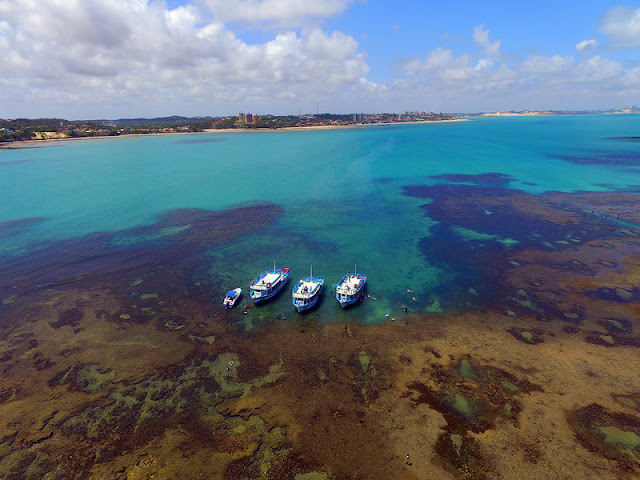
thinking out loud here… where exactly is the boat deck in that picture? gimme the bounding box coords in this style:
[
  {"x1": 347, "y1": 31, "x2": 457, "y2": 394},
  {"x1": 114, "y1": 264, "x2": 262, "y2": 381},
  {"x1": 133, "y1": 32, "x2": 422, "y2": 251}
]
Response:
[
  {"x1": 336, "y1": 274, "x2": 365, "y2": 294},
  {"x1": 252, "y1": 271, "x2": 282, "y2": 290},
  {"x1": 293, "y1": 278, "x2": 322, "y2": 299}
]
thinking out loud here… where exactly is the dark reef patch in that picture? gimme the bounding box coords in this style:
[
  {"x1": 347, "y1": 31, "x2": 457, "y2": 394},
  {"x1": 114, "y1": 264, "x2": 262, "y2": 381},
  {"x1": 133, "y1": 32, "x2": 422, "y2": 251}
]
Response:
[
  {"x1": 50, "y1": 307, "x2": 84, "y2": 329},
  {"x1": 551, "y1": 150, "x2": 640, "y2": 166},
  {"x1": 156, "y1": 314, "x2": 189, "y2": 332},
  {"x1": 373, "y1": 176, "x2": 394, "y2": 184},
  {"x1": 0, "y1": 158, "x2": 32, "y2": 166},
  {"x1": 606, "y1": 136, "x2": 640, "y2": 142},
  {"x1": 0, "y1": 216, "x2": 47, "y2": 238},
  {"x1": 403, "y1": 181, "x2": 640, "y2": 316},
  {"x1": 568, "y1": 403, "x2": 640, "y2": 470},
  {"x1": 430, "y1": 172, "x2": 514, "y2": 185},
  {"x1": 404, "y1": 183, "x2": 584, "y2": 249},
  {"x1": 584, "y1": 287, "x2": 639, "y2": 303},
  {"x1": 584, "y1": 332, "x2": 640, "y2": 348},
  {"x1": 407, "y1": 356, "x2": 542, "y2": 478},
  {"x1": 598, "y1": 318, "x2": 633, "y2": 334},
  {"x1": 0, "y1": 204, "x2": 283, "y2": 325},
  {"x1": 507, "y1": 327, "x2": 545, "y2": 344}
]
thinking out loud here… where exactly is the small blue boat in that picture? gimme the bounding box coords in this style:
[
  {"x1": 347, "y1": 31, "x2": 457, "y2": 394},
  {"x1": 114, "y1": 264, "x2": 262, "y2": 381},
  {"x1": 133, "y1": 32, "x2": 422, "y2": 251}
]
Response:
[
  {"x1": 336, "y1": 266, "x2": 366, "y2": 308},
  {"x1": 223, "y1": 288, "x2": 241, "y2": 308},
  {"x1": 292, "y1": 265, "x2": 324, "y2": 313},
  {"x1": 250, "y1": 262, "x2": 290, "y2": 303}
]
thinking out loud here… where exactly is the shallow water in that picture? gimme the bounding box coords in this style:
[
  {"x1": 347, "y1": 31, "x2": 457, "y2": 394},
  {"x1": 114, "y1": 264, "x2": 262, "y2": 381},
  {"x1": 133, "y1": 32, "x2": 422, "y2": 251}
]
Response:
[{"x1": 2, "y1": 115, "x2": 640, "y2": 323}]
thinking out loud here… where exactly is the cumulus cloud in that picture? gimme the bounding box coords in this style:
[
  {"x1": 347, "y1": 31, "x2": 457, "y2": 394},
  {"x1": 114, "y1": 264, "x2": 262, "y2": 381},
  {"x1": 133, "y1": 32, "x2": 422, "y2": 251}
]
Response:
[
  {"x1": 0, "y1": 2, "x2": 638, "y2": 117},
  {"x1": 473, "y1": 25, "x2": 501, "y2": 58},
  {"x1": 576, "y1": 39, "x2": 598, "y2": 51},
  {"x1": 0, "y1": 0, "x2": 368, "y2": 116},
  {"x1": 522, "y1": 55, "x2": 574, "y2": 74},
  {"x1": 200, "y1": 0, "x2": 355, "y2": 28},
  {"x1": 574, "y1": 56, "x2": 623, "y2": 82},
  {"x1": 357, "y1": 77, "x2": 388, "y2": 94},
  {"x1": 599, "y1": 6, "x2": 640, "y2": 48},
  {"x1": 393, "y1": 23, "x2": 638, "y2": 112},
  {"x1": 404, "y1": 48, "x2": 473, "y2": 81}
]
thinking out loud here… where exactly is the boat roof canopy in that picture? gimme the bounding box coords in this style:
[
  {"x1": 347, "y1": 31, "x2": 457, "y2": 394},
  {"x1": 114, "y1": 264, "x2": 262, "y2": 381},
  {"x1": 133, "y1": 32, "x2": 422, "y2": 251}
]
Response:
[{"x1": 226, "y1": 290, "x2": 237, "y2": 297}]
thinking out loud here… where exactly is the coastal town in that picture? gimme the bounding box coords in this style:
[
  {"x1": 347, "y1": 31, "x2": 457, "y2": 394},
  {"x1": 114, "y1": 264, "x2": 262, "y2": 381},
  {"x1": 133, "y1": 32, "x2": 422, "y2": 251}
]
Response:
[
  {"x1": 0, "y1": 111, "x2": 459, "y2": 145},
  {"x1": 0, "y1": 112, "x2": 457, "y2": 145},
  {"x1": 1, "y1": 107, "x2": 638, "y2": 146}
]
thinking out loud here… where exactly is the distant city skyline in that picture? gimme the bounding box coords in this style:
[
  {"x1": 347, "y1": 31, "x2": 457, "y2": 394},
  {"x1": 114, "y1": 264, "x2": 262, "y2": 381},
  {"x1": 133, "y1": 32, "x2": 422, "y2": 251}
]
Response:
[{"x1": 1, "y1": 1, "x2": 639, "y2": 119}]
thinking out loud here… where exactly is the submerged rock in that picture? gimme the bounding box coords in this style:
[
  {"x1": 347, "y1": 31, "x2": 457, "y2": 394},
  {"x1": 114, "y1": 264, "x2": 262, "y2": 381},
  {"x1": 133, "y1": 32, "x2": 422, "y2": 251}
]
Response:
[{"x1": 568, "y1": 403, "x2": 640, "y2": 469}]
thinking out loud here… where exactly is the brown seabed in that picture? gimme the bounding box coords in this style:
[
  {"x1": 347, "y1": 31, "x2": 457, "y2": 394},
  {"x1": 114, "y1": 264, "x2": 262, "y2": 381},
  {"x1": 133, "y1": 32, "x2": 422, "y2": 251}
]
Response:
[{"x1": 0, "y1": 193, "x2": 639, "y2": 479}]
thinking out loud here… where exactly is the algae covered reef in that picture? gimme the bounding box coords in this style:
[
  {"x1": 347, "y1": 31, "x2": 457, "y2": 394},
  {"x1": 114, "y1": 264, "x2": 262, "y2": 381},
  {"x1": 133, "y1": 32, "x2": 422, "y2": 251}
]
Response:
[{"x1": 1, "y1": 185, "x2": 640, "y2": 479}]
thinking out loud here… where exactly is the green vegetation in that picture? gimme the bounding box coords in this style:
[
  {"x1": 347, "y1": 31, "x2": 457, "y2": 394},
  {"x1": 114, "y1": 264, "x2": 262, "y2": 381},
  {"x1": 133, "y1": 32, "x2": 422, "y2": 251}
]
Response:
[{"x1": 0, "y1": 111, "x2": 459, "y2": 144}]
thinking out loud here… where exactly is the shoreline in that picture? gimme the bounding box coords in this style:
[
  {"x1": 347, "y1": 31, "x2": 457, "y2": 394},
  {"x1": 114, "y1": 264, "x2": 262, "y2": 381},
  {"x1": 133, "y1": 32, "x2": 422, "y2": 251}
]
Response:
[{"x1": 0, "y1": 118, "x2": 468, "y2": 150}]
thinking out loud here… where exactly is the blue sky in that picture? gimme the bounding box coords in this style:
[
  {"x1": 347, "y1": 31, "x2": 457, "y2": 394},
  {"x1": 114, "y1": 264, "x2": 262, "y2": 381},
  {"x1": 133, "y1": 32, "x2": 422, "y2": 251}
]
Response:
[{"x1": 1, "y1": 1, "x2": 639, "y2": 118}]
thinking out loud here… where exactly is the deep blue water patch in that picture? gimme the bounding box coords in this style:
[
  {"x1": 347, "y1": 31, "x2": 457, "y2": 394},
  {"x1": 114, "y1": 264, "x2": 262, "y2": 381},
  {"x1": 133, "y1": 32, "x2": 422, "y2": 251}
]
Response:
[{"x1": 0, "y1": 217, "x2": 47, "y2": 239}]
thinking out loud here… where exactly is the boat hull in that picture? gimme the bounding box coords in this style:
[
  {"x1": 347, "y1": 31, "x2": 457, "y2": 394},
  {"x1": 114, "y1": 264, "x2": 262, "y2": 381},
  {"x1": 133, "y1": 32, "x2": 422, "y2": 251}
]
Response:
[
  {"x1": 250, "y1": 268, "x2": 290, "y2": 303},
  {"x1": 251, "y1": 279, "x2": 288, "y2": 303},
  {"x1": 337, "y1": 291, "x2": 363, "y2": 308},
  {"x1": 293, "y1": 291, "x2": 320, "y2": 312},
  {"x1": 223, "y1": 288, "x2": 241, "y2": 308},
  {"x1": 292, "y1": 275, "x2": 324, "y2": 313},
  {"x1": 335, "y1": 273, "x2": 366, "y2": 308}
]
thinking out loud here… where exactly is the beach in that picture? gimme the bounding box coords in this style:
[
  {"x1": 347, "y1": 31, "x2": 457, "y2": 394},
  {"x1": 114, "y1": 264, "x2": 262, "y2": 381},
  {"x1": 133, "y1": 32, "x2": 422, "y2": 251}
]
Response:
[{"x1": 0, "y1": 118, "x2": 467, "y2": 149}]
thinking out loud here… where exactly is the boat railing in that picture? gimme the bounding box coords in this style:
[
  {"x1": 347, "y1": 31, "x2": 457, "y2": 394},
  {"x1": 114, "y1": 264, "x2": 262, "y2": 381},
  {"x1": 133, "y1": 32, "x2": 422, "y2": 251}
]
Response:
[
  {"x1": 251, "y1": 269, "x2": 286, "y2": 288},
  {"x1": 293, "y1": 282, "x2": 321, "y2": 299}
]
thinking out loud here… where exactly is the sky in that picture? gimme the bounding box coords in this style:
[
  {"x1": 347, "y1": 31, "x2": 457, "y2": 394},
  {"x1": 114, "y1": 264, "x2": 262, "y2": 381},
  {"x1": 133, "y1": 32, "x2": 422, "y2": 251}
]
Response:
[{"x1": 1, "y1": 0, "x2": 640, "y2": 119}]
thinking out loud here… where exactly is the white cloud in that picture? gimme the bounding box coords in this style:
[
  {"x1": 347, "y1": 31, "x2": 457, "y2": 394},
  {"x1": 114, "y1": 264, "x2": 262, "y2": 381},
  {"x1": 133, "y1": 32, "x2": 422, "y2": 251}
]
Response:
[
  {"x1": 357, "y1": 77, "x2": 387, "y2": 94},
  {"x1": 200, "y1": 0, "x2": 355, "y2": 28},
  {"x1": 0, "y1": 0, "x2": 368, "y2": 116},
  {"x1": 574, "y1": 56, "x2": 623, "y2": 82},
  {"x1": 600, "y1": 6, "x2": 640, "y2": 48},
  {"x1": 0, "y1": 4, "x2": 639, "y2": 117},
  {"x1": 473, "y1": 25, "x2": 501, "y2": 58},
  {"x1": 576, "y1": 39, "x2": 598, "y2": 51},
  {"x1": 522, "y1": 55, "x2": 574, "y2": 74},
  {"x1": 393, "y1": 24, "x2": 636, "y2": 112},
  {"x1": 404, "y1": 48, "x2": 473, "y2": 81},
  {"x1": 474, "y1": 58, "x2": 494, "y2": 72}
]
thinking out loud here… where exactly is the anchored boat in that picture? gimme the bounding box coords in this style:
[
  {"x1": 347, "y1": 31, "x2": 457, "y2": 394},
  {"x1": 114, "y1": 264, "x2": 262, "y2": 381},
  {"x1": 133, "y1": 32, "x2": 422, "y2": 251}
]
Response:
[
  {"x1": 250, "y1": 262, "x2": 290, "y2": 303},
  {"x1": 292, "y1": 265, "x2": 324, "y2": 313},
  {"x1": 336, "y1": 266, "x2": 366, "y2": 308},
  {"x1": 223, "y1": 288, "x2": 242, "y2": 308}
]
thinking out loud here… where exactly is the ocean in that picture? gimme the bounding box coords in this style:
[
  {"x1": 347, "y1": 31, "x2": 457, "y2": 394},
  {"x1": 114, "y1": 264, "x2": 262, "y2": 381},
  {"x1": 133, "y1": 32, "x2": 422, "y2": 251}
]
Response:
[
  {"x1": 1, "y1": 114, "x2": 639, "y2": 479},
  {"x1": 2, "y1": 115, "x2": 640, "y2": 319}
]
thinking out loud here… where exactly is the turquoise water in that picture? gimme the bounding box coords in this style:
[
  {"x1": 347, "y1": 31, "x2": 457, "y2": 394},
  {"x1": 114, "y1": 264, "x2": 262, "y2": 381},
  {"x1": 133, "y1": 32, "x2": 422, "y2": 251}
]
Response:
[{"x1": 1, "y1": 114, "x2": 640, "y2": 323}]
